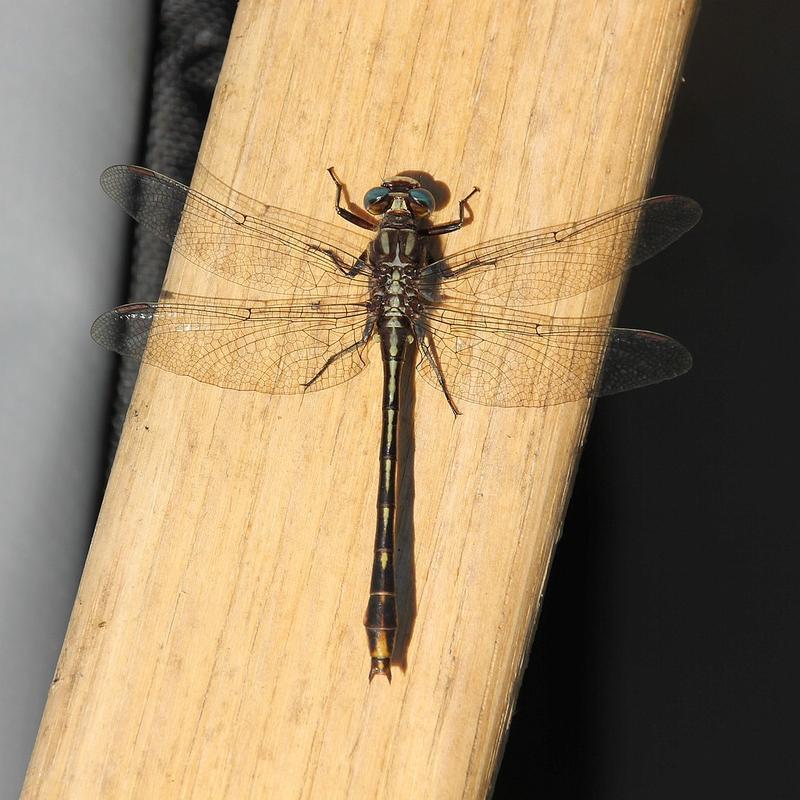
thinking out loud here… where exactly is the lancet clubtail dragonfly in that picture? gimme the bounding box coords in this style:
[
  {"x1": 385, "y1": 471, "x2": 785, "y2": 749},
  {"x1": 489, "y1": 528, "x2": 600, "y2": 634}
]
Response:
[{"x1": 92, "y1": 164, "x2": 700, "y2": 681}]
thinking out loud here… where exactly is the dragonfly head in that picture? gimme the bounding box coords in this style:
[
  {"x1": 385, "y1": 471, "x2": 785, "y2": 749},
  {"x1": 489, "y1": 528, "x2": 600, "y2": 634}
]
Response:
[{"x1": 364, "y1": 176, "x2": 436, "y2": 219}]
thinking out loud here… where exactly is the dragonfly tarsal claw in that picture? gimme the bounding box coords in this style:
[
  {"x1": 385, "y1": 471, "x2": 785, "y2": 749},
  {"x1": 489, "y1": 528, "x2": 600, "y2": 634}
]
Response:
[
  {"x1": 326, "y1": 166, "x2": 342, "y2": 187},
  {"x1": 461, "y1": 185, "x2": 480, "y2": 204}
]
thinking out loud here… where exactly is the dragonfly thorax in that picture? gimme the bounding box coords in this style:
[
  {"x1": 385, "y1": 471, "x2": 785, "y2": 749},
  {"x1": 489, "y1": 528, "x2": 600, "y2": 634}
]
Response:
[{"x1": 367, "y1": 225, "x2": 425, "y2": 320}]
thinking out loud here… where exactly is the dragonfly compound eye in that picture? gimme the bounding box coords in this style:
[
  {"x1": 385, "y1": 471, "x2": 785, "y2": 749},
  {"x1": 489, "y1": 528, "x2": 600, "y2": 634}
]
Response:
[
  {"x1": 408, "y1": 188, "x2": 435, "y2": 213},
  {"x1": 364, "y1": 186, "x2": 391, "y2": 213}
]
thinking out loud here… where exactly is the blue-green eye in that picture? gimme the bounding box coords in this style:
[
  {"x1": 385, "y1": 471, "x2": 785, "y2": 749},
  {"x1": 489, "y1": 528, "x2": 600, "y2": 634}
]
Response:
[
  {"x1": 364, "y1": 187, "x2": 390, "y2": 208},
  {"x1": 409, "y1": 188, "x2": 435, "y2": 211}
]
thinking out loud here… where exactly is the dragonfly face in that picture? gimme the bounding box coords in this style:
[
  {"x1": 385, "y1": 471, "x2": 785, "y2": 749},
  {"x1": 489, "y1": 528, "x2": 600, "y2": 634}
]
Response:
[{"x1": 364, "y1": 175, "x2": 435, "y2": 219}]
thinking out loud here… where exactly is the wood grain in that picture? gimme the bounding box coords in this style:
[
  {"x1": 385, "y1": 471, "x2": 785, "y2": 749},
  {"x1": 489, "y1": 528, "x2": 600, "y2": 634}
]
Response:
[{"x1": 23, "y1": 2, "x2": 698, "y2": 797}]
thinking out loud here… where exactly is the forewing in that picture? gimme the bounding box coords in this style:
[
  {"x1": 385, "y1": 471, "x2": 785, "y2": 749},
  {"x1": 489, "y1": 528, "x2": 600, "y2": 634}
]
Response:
[
  {"x1": 417, "y1": 307, "x2": 691, "y2": 408},
  {"x1": 100, "y1": 165, "x2": 372, "y2": 297},
  {"x1": 422, "y1": 196, "x2": 701, "y2": 308},
  {"x1": 91, "y1": 296, "x2": 374, "y2": 394}
]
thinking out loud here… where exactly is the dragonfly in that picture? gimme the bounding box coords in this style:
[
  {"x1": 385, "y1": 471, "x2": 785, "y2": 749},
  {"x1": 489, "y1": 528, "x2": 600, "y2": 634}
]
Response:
[{"x1": 92, "y1": 164, "x2": 701, "y2": 681}]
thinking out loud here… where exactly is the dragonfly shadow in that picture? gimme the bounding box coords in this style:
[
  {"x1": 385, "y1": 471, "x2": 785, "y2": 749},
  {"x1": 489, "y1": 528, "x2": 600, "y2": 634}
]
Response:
[
  {"x1": 393, "y1": 169, "x2": 452, "y2": 211},
  {"x1": 391, "y1": 189, "x2": 450, "y2": 674}
]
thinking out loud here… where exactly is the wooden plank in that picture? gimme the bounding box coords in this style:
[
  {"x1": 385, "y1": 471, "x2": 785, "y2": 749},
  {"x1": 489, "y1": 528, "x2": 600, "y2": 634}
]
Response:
[{"x1": 23, "y1": 1, "x2": 698, "y2": 797}]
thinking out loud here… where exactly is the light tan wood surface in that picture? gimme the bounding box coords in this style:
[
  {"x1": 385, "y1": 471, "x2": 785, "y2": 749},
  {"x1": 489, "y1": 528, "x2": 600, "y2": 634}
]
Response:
[{"x1": 23, "y1": 2, "x2": 698, "y2": 797}]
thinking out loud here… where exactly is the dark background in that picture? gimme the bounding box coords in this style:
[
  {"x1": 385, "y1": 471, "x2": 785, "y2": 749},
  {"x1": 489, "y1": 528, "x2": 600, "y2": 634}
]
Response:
[{"x1": 495, "y1": 4, "x2": 798, "y2": 798}]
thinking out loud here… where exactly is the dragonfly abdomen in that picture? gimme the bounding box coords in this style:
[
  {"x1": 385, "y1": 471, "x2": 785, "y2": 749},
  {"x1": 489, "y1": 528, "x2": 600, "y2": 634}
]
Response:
[{"x1": 364, "y1": 316, "x2": 412, "y2": 681}]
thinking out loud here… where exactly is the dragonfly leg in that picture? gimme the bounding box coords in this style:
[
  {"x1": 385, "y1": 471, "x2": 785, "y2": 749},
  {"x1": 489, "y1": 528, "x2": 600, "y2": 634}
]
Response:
[
  {"x1": 414, "y1": 322, "x2": 461, "y2": 416},
  {"x1": 344, "y1": 258, "x2": 369, "y2": 278},
  {"x1": 309, "y1": 242, "x2": 369, "y2": 279},
  {"x1": 302, "y1": 319, "x2": 375, "y2": 390},
  {"x1": 422, "y1": 185, "x2": 480, "y2": 237},
  {"x1": 327, "y1": 167, "x2": 378, "y2": 231}
]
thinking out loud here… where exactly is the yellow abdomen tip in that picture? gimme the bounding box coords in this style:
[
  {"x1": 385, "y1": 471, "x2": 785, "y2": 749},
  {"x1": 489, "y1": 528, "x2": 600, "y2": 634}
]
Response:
[{"x1": 368, "y1": 658, "x2": 392, "y2": 683}]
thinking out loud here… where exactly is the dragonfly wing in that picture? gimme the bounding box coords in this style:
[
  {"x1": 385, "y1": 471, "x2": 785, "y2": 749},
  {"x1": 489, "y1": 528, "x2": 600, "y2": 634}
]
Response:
[
  {"x1": 421, "y1": 196, "x2": 701, "y2": 308},
  {"x1": 417, "y1": 307, "x2": 691, "y2": 408},
  {"x1": 100, "y1": 165, "x2": 372, "y2": 297},
  {"x1": 594, "y1": 328, "x2": 692, "y2": 397},
  {"x1": 91, "y1": 296, "x2": 374, "y2": 394}
]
